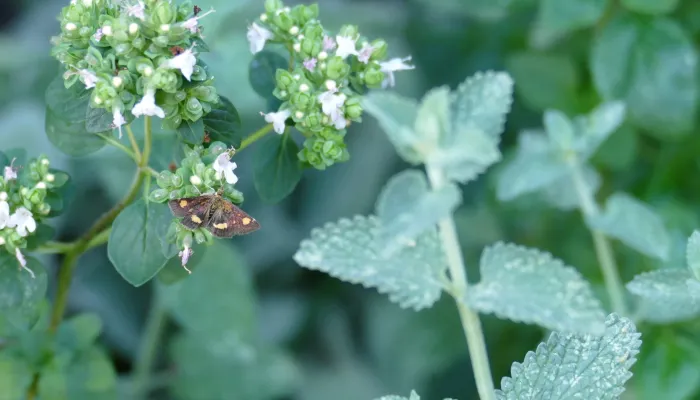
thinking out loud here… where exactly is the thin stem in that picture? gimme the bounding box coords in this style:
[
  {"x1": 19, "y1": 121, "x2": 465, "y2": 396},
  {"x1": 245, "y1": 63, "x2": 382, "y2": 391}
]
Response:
[
  {"x1": 426, "y1": 166, "x2": 496, "y2": 400},
  {"x1": 287, "y1": 44, "x2": 295, "y2": 71},
  {"x1": 98, "y1": 133, "x2": 139, "y2": 163},
  {"x1": 132, "y1": 293, "x2": 168, "y2": 400},
  {"x1": 238, "y1": 124, "x2": 273, "y2": 151},
  {"x1": 569, "y1": 160, "x2": 628, "y2": 316},
  {"x1": 126, "y1": 124, "x2": 142, "y2": 161}
]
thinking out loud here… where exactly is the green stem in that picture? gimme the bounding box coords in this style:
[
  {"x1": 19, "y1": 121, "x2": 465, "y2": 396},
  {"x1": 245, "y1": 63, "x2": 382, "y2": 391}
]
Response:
[
  {"x1": 36, "y1": 229, "x2": 110, "y2": 255},
  {"x1": 569, "y1": 160, "x2": 628, "y2": 316},
  {"x1": 98, "y1": 133, "x2": 139, "y2": 163},
  {"x1": 132, "y1": 293, "x2": 168, "y2": 400},
  {"x1": 426, "y1": 166, "x2": 496, "y2": 400},
  {"x1": 126, "y1": 124, "x2": 142, "y2": 161},
  {"x1": 238, "y1": 124, "x2": 273, "y2": 151}
]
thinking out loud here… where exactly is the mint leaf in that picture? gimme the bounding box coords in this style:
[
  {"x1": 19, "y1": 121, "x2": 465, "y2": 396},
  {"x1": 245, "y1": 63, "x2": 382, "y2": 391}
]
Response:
[
  {"x1": 587, "y1": 193, "x2": 671, "y2": 261},
  {"x1": 376, "y1": 170, "x2": 461, "y2": 255},
  {"x1": 626, "y1": 269, "x2": 700, "y2": 323},
  {"x1": 542, "y1": 166, "x2": 600, "y2": 211},
  {"x1": 451, "y1": 71, "x2": 513, "y2": 143},
  {"x1": 293, "y1": 215, "x2": 446, "y2": 310},
  {"x1": 686, "y1": 230, "x2": 700, "y2": 280},
  {"x1": 591, "y1": 15, "x2": 698, "y2": 137},
  {"x1": 497, "y1": 314, "x2": 641, "y2": 399},
  {"x1": 466, "y1": 242, "x2": 606, "y2": 334},
  {"x1": 362, "y1": 92, "x2": 422, "y2": 164},
  {"x1": 531, "y1": 0, "x2": 607, "y2": 47}
]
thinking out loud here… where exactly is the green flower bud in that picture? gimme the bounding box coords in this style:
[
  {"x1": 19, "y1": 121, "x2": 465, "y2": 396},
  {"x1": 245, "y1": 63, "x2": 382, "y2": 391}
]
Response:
[
  {"x1": 338, "y1": 25, "x2": 359, "y2": 38},
  {"x1": 190, "y1": 86, "x2": 217, "y2": 103},
  {"x1": 153, "y1": 35, "x2": 170, "y2": 48},
  {"x1": 152, "y1": 69, "x2": 179, "y2": 93},
  {"x1": 183, "y1": 97, "x2": 204, "y2": 121},
  {"x1": 272, "y1": 12, "x2": 294, "y2": 32},
  {"x1": 157, "y1": 171, "x2": 174, "y2": 188},
  {"x1": 301, "y1": 38, "x2": 322, "y2": 57},
  {"x1": 370, "y1": 39, "x2": 388, "y2": 60},
  {"x1": 344, "y1": 96, "x2": 363, "y2": 120},
  {"x1": 322, "y1": 140, "x2": 344, "y2": 160},
  {"x1": 276, "y1": 69, "x2": 295, "y2": 91},
  {"x1": 364, "y1": 65, "x2": 385, "y2": 88},
  {"x1": 302, "y1": 22, "x2": 324, "y2": 41},
  {"x1": 325, "y1": 56, "x2": 350, "y2": 80},
  {"x1": 172, "y1": 172, "x2": 184, "y2": 188},
  {"x1": 153, "y1": 1, "x2": 176, "y2": 25},
  {"x1": 38, "y1": 203, "x2": 51, "y2": 215},
  {"x1": 191, "y1": 65, "x2": 207, "y2": 81},
  {"x1": 265, "y1": 0, "x2": 284, "y2": 13},
  {"x1": 293, "y1": 4, "x2": 319, "y2": 25},
  {"x1": 194, "y1": 229, "x2": 207, "y2": 244},
  {"x1": 208, "y1": 141, "x2": 228, "y2": 156},
  {"x1": 149, "y1": 188, "x2": 169, "y2": 202},
  {"x1": 224, "y1": 185, "x2": 244, "y2": 203},
  {"x1": 290, "y1": 91, "x2": 313, "y2": 110}
]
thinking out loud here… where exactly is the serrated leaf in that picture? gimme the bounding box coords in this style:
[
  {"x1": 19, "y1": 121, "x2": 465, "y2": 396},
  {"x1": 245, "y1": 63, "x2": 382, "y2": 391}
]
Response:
[
  {"x1": 294, "y1": 215, "x2": 446, "y2": 310},
  {"x1": 496, "y1": 132, "x2": 567, "y2": 201},
  {"x1": 451, "y1": 71, "x2": 513, "y2": 143},
  {"x1": 626, "y1": 269, "x2": 700, "y2": 323},
  {"x1": 376, "y1": 170, "x2": 461, "y2": 255},
  {"x1": 253, "y1": 132, "x2": 302, "y2": 203},
  {"x1": 686, "y1": 231, "x2": 700, "y2": 280},
  {"x1": 177, "y1": 118, "x2": 205, "y2": 145},
  {"x1": 588, "y1": 192, "x2": 670, "y2": 260},
  {"x1": 591, "y1": 15, "x2": 698, "y2": 137},
  {"x1": 362, "y1": 92, "x2": 422, "y2": 164},
  {"x1": 542, "y1": 166, "x2": 600, "y2": 211},
  {"x1": 249, "y1": 51, "x2": 287, "y2": 104},
  {"x1": 0, "y1": 253, "x2": 47, "y2": 311},
  {"x1": 621, "y1": 0, "x2": 680, "y2": 15},
  {"x1": 107, "y1": 200, "x2": 172, "y2": 286},
  {"x1": 496, "y1": 314, "x2": 641, "y2": 399},
  {"x1": 203, "y1": 96, "x2": 243, "y2": 147},
  {"x1": 466, "y1": 242, "x2": 605, "y2": 334},
  {"x1": 531, "y1": 0, "x2": 607, "y2": 48}
]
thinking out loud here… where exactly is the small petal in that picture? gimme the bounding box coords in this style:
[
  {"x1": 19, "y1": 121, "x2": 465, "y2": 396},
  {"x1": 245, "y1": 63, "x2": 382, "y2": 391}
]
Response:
[
  {"x1": 3, "y1": 160, "x2": 17, "y2": 182},
  {"x1": 303, "y1": 58, "x2": 317, "y2": 72},
  {"x1": 335, "y1": 35, "x2": 358, "y2": 59},
  {"x1": 126, "y1": 1, "x2": 146, "y2": 20},
  {"x1": 261, "y1": 109, "x2": 291, "y2": 134},
  {"x1": 9, "y1": 207, "x2": 36, "y2": 237},
  {"x1": 0, "y1": 201, "x2": 10, "y2": 229},
  {"x1": 93, "y1": 28, "x2": 104, "y2": 41},
  {"x1": 213, "y1": 153, "x2": 239, "y2": 185},
  {"x1": 181, "y1": 8, "x2": 216, "y2": 33},
  {"x1": 357, "y1": 43, "x2": 374, "y2": 64},
  {"x1": 164, "y1": 48, "x2": 197, "y2": 81},
  {"x1": 132, "y1": 88, "x2": 165, "y2": 118},
  {"x1": 322, "y1": 35, "x2": 336, "y2": 51},
  {"x1": 79, "y1": 69, "x2": 98, "y2": 89},
  {"x1": 380, "y1": 56, "x2": 415, "y2": 88},
  {"x1": 113, "y1": 107, "x2": 126, "y2": 138},
  {"x1": 179, "y1": 246, "x2": 193, "y2": 274},
  {"x1": 15, "y1": 248, "x2": 35, "y2": 278},
  {"x1": 318, "y1": 91, "x2": 347, "y2": 129},
  {"x1": 247, "y1": 22, "x2": 274, "y2": 54}
]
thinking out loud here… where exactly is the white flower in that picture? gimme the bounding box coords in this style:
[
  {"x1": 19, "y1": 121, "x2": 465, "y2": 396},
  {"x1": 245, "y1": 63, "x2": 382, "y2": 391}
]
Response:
[
  {"x1": 3, "y1": 159, "x2": 17, "y2": 182},
  {"x1": 79, "y1": 69, "x2": 98, "y2": 89},
  {"x1": 163, "y1": 48, "x2": 197, "y2": 81},
  {"x1": 113, "y1": 106, "x2": 126, "y2": 138},
  {"x1": 9, "y1": 207, "x2": 36, "y2": 237},
  {"x1": 15, "y1": 248, "x2": 34, "y2": 278},
  {"x1": 335, "y1": 35, "x2": 358, "y2": 59},
  {"x1": 247, "y1": 22, "x2": 273, "y2": 54},
  {"x1": 318, "y1": 91, "x2": 347, "y2": 129},
  {"x1": 102, "y1": 25, "x2": 113, "y2": 36},
  {"x1": 181, "y1": 8, "x2": 216, "y2": 33},
  {"x1": 261, "y1": 109, "x2": 291, "y2": 134},
  {"x1": 0, "y1": 201, "x2": 10, "y2": 229},
  {"x1": 126, "y1": 1, "x2": 146, "y2": 20},
  {"x1": 357, "y1": 43, "x2": 375, "y2": 64},
  {"x1": 213, "y1": 153, "x2": 238, "y2": 184},
  {"x1": 129, "y1": 23, "x2": 139, "y2": 34},
  {"x1": 132, "y1": 88, "x2": 165, "y2": 118},
  {"x1": 179, "y1": 245, "x2": 193, "y2": 274},
  {"x1": 380, "y1": 56, "x2": 415, "y2": 88}
]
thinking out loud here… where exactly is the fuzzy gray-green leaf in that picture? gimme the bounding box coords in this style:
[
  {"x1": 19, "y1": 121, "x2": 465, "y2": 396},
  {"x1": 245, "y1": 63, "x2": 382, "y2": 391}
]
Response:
[
  {"x1": 542, "y1": 165, "x2": 600, "y2": 211},
  {"x1": 626, "y1": 269, "x2": 700, "y2": 323},
  {"x1": 293, "y1": 215, "x2": 446, "y2": 310},
  {"x1": 686, "y1": 230, "x2": 700, "y2": 280},
  {"x1": 362, "y1": 92, "x2": 422, "y2": 164},
  {"x1": 497, "y1": 314, "x2": 641, "y2": 399},
  {"x1": 466, "y1": 242, "x2": 605, "y2": 334},
  {"x1": 587, "y1": 192, "x2": 670, "y2": 260}
]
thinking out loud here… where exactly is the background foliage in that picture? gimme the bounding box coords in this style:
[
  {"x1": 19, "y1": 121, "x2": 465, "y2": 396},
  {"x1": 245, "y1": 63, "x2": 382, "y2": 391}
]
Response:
[{"x1": 2, "y1": 0, "x2": 700, "y2": 398}]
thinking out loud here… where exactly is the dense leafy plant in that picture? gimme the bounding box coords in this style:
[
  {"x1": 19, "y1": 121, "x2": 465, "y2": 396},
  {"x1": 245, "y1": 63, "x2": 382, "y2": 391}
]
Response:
[{"x1": 2, "y1": 0, "x2": 700, "y2": 398}]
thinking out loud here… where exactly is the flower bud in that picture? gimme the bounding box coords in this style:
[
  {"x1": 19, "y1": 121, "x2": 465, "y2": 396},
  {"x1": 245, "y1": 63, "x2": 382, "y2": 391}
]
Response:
[
  {"x1": 370, "y1": 39, "x2": 388, "y2": 60},
  {"x1": 129, "y1": 23, "x2": 139, "y2": 35},
  {"x1": 344, "y1": 96, "x2": 363, "y2": 119},
  {"x1": 189, "y1": 175, "x2": 202, "y2": 186},
  {"x1": 290, "y1": 91, "x2": 313, "y2": 110},
  {"x1": 149, "y1": 188, "x2": 169, "y2": 202},
  {"x1": 363, "y1": 65, "x2": 385, "y2": 88},
  {"x1": 194, "y1": 229, "x2": 207, "y2": 244},
  {"x1": 264, "y1": 0, "x2": 284, "y2": 13},
  {"x1": 275, "y1": 69, "x2": 295, "y2": 91},
  {"x1": 325, "y1": 56, "x2": 350, "y2": 80},
  {"x1": 338, "y1": 25, "x2": 359, "y2": 38}
]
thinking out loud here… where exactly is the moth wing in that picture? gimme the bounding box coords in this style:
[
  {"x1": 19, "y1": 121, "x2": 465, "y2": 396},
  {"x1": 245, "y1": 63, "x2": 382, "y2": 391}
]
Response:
[
  {"x1": 168, "y1": 196, "x2": 212, "y2": 217},
  {"x1": 170, "y1": 196, "x2": 213, "y2": 229},
  {"x1": 207, "y1": 201, "x2": 260, "y2": 238}
]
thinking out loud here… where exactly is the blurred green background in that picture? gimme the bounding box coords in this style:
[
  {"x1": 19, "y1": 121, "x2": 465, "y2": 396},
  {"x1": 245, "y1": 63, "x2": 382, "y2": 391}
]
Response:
[{"x1": 3, "y1": 0, "x2": 700, "y2": 399}]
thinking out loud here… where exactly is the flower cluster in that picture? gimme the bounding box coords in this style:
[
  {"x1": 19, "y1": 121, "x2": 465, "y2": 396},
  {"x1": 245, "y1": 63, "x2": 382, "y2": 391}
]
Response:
[
  {"x1": 0, "y1": 156, "x2": 68, "y2": 276},
  {"x1": 247, "y1": 0, "x2": 414, "y2": 170},
  {"x1": 150, "y1": 142, "x2": 244, "y2": 268},
  {"x1": 51, "y1": 0, "x2": 219, "y2": 136}
]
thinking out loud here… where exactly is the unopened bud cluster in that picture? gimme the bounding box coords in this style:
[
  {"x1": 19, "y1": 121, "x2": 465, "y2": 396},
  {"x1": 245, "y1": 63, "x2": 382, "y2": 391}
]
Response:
[
  {"x1": 51, "y1": 0, "x2": 219, "y2": 134},
  {"x1": 248, "y1": 0, "x2": 414, "y2": 170}
]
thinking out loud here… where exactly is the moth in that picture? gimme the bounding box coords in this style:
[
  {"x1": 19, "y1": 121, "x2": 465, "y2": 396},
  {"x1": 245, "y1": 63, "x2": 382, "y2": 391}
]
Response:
[{"x1": 168, "y1": 192, "x2": 260, "y2": 238}]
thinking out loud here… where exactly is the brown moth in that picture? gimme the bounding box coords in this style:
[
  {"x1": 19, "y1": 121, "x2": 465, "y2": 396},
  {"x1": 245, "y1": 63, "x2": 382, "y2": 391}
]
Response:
[{"x1": 168, "y1": 192, "x2": 260, "y2": 238}]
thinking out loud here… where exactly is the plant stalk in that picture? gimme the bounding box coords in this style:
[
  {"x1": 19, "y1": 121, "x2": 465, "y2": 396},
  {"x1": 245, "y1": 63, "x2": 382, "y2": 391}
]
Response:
[
  {"x1": 132, "y1": 293, "x2": 168, "y2": 400},
  {"x1": 238, "y1": 124, "x2": 273, "y2": 151},
  {"x1": 426, "y1": 166, "x2": 496, "y2": 400},
  {"x1": 569, "y1": 161, "x2": 628, "y2": 316}
]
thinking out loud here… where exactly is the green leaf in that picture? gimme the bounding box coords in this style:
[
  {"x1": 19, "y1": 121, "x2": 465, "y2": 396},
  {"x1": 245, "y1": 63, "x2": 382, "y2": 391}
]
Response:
[
  {"x1": 686, "y1": 231, "x2": 700, "y2": 280},
  {"x1": 592, "y1": 125, "x2": 638, "y2": 171},
  {"x1": 249, "y1": 51, "x2": 287, "y2": 102},
  {"x1": 588, "y1": 192, "x2": 671, "y2": 260},
  {"x1": 375, "y1": 391, "x2": 421, "y2": 400},
  {"x1": 591, "y1": 15, "x2": 698, "y2": 137},
  {"x1": 496, "y1": 314, "x2": 640, "y2": 399},
  {"x1": 362, "y1": 92, "x2": 422, "y2": 164},
  {"x1": 86, "y1": 106, "x2": 114, "y2": 134},
  {"x1": 541, "y1": 165, "x2": 600, "y2": 211},
  {"x1": 376, "y1": 170, "x2": 461, "y2": 255},
  {"x1": 293, "y1": 215, "x2": 446, "y2": 310},
  {"x1": 626, "y1": 269, "x2": 700, "y2": 323},
  {"x1": 55, "y1": 313, "x2": 102, "y2": 353},
  {"x1": 38, "y1": 346, "x2": 117, "y2": 400},
  {"x1": 506, "y1": 52, "x2": 580, "y2": 113},
  {"x1": 107, "y1": 200, "x2": 172, "y2": 286},
  {"x1": 160, "y1": 242, "x2": 255, "y2": 340},
  {"x1": 531, "y1": 0, "x2": 606, "y2": 48},
  {"x1": 636, "y1": 335, "x2": 700, "y2": 400},
  {"x1": 0, "y1": 352, "x2": 33, "y2": 400},
  {"x1": 45, "y1": 107, "x2": 106, "y2": 157},
  {"x1": 253, "y1": 133, "x2": 302, "y2": 203},
  {"x1": 544, "y1": 109, "x2": 576, "y2": 151},
  {"x1": 0, "y1": 253, "x2": 47, "y2": 311},
  {"x1": 45, "y1": 75, "x2": 90, "y2": 122},
  {"x1": 465, "y1": 242, "x2": 606, "y2": 334},
  {"x1": 177, "y1": 118, "x2": 205, "y2": 145},
  {"x1": 496, "y1": 131, "x2": 568, "y2": 201},
  {"x1": 621, "y1": 0, "x2": 680, "y2": 15},
  {"x1": 572, "y1": 101, "x2": 627, "y2": 160},
  {"x1": 170, "y1": 334, "x2": 298, "y2": 400},
  {"x1": 203, "y1": 96, "x2": 243, "y2": 147}
]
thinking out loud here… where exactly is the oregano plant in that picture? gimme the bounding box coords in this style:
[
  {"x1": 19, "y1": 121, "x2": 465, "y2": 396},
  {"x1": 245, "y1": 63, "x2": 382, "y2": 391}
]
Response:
[{"x1": 2, "y1": 0, "x2": 699, "y2": 398}]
